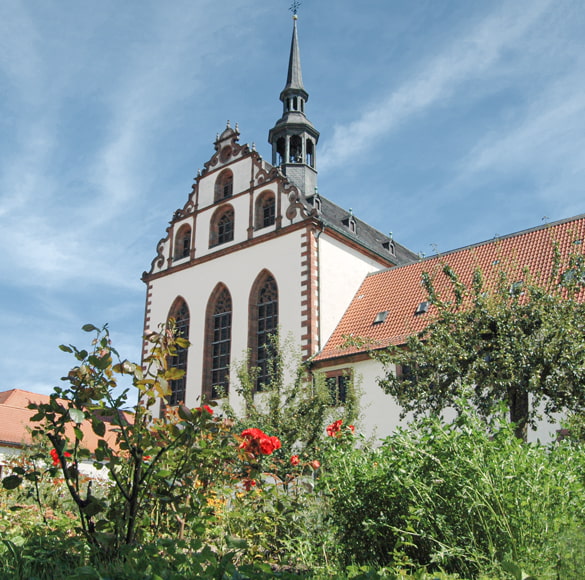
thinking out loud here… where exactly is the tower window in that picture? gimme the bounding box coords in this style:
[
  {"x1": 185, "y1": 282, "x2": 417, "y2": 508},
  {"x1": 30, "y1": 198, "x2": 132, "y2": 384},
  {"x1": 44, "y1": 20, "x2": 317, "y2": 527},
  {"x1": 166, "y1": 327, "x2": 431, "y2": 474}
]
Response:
[
  {"x1": 210, "y1": 206, "x2": 235, "y2": 247},
  {"x1": 167, "y1": 298, "x2": 190, "y2": 406},
  {"x1": 306, "y1": 139, "x2": 314, "y2": 167},
  {"x1": 276, "y1": 137, "x2": 285, "y2": 165},
  {"x1": 214, "y1": 169, "x2": 234, "y2": 202},
  {"x1": 290, "y1": 135, "x2": 302, "y2": 163},
  {"x1": 255, "y1": 191, "x2": 276, "y2": 229},
  {"x1": 204, "y1": 286, "x2": 232, "y2": 400}
]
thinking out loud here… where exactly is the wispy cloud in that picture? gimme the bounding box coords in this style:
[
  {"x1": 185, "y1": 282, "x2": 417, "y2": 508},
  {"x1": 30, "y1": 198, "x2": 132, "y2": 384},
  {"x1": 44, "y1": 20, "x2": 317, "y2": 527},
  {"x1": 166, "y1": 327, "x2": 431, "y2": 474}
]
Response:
[{"x1": 319, "y1": 0, "x2": 553, "y2": 173}]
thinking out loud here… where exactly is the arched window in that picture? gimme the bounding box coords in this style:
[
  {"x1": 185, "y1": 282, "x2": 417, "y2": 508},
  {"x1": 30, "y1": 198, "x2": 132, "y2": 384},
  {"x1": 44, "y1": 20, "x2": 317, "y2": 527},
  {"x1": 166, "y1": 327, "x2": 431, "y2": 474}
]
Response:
[
  {"x1": 214, "y1": 169, "x2": 233, "y2": 202},
  {"x1": 290, "y1": 135, "x2": 302, "y2": 164},
  {"x1": 255, "y1": 192, "x2": 276, "y2": 229},
  {"x1": 174, "y1": 224, "x2": 191, "y2": 260},
  {"x1": 167, "y1": 298, "x2": 190, "y2": 406},
  {"x1": 203, "y1": 285, "x2": 232, "y2": 399},
  {"x1": 276, "y1": 137, "x2": 285, "y2": 165},
  {"x1": 248, "y1": 272, "x2": 278, "y2": 391},
  {"x1": 306, "y1": 139, "x2": 314, "y2": 167},
  {"x1": 209, "y1": 205, "x2": 234, "y2": 247}
]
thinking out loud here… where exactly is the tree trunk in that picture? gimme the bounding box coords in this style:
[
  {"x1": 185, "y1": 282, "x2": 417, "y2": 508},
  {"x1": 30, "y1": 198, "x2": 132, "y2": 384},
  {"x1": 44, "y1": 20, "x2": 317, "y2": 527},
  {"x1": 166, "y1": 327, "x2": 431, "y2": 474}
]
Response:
[{"x1": 509, "y1": 387, "x2": 529, "y2": 441}]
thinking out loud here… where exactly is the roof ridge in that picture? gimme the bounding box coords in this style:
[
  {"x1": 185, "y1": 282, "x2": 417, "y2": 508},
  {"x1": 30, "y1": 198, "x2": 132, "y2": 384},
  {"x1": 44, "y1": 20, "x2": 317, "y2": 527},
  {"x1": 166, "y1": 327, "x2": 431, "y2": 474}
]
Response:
[{"x1": 365, "y1": 213, "x2": 585, "y2": 279}]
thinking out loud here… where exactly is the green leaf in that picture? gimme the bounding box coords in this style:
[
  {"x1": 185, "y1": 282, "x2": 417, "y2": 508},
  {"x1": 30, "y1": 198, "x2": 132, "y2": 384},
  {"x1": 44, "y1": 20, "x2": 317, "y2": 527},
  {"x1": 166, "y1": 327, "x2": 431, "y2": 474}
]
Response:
[
  {"x1": 59, "y1": 344, "x2": 73, "y2": 353},
  {"x1": 81, "y1": 499, "x2": 103, "y2": 517},
  {"x1": 69, "y1": 408, "x2": 85, "y2": 424},
  {"x1": 92, "y1": 419, "x2": 106, "y2": 437},
  {"x1": 2, "y1": 475, "x2": 23, "y2": 490},
  {"x1": 178, "y1": 404, "x2": 193, "y2": 421},
  {"x1": 82, "y1": 324, "x2": 99, "y2": 332},
  {"x1": 225, "y1": 536, "x2": 249, "y2": 550}
]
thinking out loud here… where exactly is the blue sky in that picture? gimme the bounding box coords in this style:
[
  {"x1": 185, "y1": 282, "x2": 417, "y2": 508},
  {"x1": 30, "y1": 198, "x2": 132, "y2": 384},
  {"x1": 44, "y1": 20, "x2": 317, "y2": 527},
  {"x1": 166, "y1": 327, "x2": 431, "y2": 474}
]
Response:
[{"x1": 1, "y1": 0, "x2": 584, "y2": 396}]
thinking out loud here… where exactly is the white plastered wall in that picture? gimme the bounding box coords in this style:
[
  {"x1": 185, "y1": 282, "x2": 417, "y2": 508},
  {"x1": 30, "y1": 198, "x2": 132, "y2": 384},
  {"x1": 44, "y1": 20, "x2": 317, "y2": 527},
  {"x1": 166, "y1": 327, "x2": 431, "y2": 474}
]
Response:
[
  {"x1": 318, "y1": 234, "x2": 387, "y2": 347},
  {"x1": 323, "y1": 357, "x2": 564, "y2": 444},
  {"x1": 147, "y1": 228, "x2": 305, "y2": 415}
]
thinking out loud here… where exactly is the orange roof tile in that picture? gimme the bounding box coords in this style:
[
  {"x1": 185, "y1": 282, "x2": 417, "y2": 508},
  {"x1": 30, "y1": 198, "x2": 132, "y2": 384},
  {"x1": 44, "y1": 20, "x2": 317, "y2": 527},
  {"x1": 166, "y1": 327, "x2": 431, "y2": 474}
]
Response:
[
  {"x1": 0, "y1": 389, "x2": 131, "y2": 453},
  {"x1": 314, "y1": 215, "x2": 585, "y2": 363}
]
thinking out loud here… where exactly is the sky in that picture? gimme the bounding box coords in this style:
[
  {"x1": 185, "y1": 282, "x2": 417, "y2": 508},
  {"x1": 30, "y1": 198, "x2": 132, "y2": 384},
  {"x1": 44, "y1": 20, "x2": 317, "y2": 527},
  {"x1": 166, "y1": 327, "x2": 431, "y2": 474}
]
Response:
[{"x1": 1, "y1": 0, "x2": 584, "y2": 396}]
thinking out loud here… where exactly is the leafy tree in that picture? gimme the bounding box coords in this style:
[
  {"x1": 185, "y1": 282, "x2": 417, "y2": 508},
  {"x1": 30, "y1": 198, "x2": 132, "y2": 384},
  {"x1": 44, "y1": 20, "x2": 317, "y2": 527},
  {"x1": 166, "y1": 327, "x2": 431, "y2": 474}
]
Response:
[{"x1": 377, "y1": 243, "x2": 585, "y2": 439}]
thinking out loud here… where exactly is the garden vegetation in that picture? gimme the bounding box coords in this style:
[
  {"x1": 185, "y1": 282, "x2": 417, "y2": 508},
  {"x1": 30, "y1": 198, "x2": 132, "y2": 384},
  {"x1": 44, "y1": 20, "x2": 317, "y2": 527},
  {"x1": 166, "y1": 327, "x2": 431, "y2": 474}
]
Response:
[{"x1": 0, "y1": 312, "x2": 584, "y2": 578}]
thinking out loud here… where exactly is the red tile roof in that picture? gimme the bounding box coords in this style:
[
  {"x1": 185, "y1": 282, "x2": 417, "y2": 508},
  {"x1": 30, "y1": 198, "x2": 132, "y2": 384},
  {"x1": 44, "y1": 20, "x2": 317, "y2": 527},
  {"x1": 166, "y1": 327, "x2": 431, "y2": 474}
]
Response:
[
  {"x1": 0, "y1": 389, "x2": 130, "y2": 452},
  {"x1": 314, "y1": 215, "x2": 585, "y2": 363}
]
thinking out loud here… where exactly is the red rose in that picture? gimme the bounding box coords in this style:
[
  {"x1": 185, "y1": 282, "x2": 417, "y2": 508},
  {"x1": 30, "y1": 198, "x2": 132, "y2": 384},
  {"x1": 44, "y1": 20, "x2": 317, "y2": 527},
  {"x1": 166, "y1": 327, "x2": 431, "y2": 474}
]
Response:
[
  {"x1": 348, "y1": 425, "x2": 355, "y2": 433},
  {"x1": 309, "y1": 460, "x2": 320, "y2": 470},
  {"x1": 240, "y1": 428, "x2": 281, "y2": 456},
  {"x1": 50, "y1": 449, "x2": 72, "y2": 466},
  {"x1": 195, "y1": 405, "x2": 214, "y2": 415},
  {"x1": 326, "y1": 419, "x2": 343, "y2": 437},
  {"x1": 269, "y1": 436, "x2": 281, "y2": 452},
  {"x1": 242, "y1": 478, "x2": 257, "y2": 491},
  {"x1": 290, "y1": 455, "x2": 300, "y2": 466}
]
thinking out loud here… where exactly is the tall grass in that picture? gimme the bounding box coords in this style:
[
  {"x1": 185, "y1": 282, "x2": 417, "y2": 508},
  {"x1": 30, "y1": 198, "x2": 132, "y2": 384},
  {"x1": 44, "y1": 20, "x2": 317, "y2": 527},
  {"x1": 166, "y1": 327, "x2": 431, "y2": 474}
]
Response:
[{"x1": 321, "y1": 409, "x2": 585, "y2": 578}]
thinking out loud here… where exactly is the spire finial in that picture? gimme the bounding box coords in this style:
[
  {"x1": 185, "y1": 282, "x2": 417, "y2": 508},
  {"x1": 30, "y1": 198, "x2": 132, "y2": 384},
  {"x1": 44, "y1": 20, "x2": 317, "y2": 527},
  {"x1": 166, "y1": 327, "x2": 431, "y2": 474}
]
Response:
[{"x1": 289, "y1": 1, "x2": 301, "y2": 16}]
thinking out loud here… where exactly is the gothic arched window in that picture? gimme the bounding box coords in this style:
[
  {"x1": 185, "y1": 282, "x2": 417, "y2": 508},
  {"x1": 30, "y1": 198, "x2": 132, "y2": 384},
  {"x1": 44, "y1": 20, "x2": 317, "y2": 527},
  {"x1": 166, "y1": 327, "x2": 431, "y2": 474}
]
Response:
[
  {"x1": 214, "y1": 169, "x2": 233, "y2": 202},
  {"x1": 174, "y1": 224, "x2": 192, "y2": 260},
  {"x1": 209, "y1": 205, "x2": 234, "y2": 247},
  {"x1": 203, "y1": 285, "x2": 232, "y2": 399},
  {"x1": 255, "y1": 191, "x2": 276, "y2": 230},
  {"x1": 248, "y1": 272, "x2": 278, "y2": 391},
  {"x1": 167, "y1": 297, "x2": 190, "y2": 406}
]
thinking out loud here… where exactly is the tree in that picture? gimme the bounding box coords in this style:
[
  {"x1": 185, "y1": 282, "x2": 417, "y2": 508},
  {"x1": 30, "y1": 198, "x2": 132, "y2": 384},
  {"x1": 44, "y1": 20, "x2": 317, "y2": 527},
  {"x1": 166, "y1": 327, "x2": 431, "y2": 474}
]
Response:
[
  {"x1": 224, "y1": 334, "x2": 359, "y2": 478},
  {"x1": 377, "y1": 243, "x2": 585, "y2": 440}
]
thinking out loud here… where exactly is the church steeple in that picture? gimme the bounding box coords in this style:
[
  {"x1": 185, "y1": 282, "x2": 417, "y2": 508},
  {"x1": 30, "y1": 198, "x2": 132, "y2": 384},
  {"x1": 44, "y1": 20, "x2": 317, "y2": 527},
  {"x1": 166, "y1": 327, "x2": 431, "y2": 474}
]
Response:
[{"x1": 268, "y1": 15, "x2": 319, "y2": 196}]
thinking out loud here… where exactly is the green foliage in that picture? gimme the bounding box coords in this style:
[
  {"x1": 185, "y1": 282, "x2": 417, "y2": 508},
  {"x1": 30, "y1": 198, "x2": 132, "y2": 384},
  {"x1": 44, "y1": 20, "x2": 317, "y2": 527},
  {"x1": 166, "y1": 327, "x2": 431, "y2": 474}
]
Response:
[
  {"x1": 320, "y1": 406, "x2": 585, "y2": 578},
  {"x1": 225, "y1": 334, "x2": 359, "y2": 477},
  {"x1": 377, "y1": 244, "x2": 585, "y2": 439},
  {"x1": 2, "y1": 322, "x2": 237, "y2": 558}
]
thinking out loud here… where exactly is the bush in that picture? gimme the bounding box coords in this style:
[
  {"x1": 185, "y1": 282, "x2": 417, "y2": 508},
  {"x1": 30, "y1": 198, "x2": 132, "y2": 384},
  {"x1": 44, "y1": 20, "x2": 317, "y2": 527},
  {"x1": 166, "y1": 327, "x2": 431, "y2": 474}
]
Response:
[{"x1": 321, "y1": 407, "x2": 585, "y2": 578}]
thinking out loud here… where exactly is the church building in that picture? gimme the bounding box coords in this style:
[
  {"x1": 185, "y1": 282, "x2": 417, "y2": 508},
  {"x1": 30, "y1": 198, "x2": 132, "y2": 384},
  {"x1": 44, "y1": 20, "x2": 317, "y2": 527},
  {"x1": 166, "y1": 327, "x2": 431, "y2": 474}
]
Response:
[
  {"x1": 142, "y1": 16, "x2": 585, "y2": 439},
  {"x1": 142, "y1": 15, "x2": 416, "y2": 416}
]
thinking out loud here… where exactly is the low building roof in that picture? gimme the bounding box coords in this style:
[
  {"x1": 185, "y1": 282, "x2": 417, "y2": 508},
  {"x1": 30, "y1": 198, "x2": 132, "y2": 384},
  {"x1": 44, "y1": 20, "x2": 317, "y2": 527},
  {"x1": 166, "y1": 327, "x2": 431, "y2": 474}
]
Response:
[
  {"x1": 0, "y1": 388, "x2": 130, "y2": 453},
  {"x1": 313, "y1": 214, "x2": 585, "y2": 364}
]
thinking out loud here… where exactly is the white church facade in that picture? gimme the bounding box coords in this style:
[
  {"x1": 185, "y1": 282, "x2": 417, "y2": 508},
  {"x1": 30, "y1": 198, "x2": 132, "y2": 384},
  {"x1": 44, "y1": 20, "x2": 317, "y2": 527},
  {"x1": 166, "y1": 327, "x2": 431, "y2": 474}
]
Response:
[
  {"x1": 142, "y1": 17, "x2": 585, "y2": 440},
  {"x1": 142, "y1": 16, "x2": 416, "y2": 424}
]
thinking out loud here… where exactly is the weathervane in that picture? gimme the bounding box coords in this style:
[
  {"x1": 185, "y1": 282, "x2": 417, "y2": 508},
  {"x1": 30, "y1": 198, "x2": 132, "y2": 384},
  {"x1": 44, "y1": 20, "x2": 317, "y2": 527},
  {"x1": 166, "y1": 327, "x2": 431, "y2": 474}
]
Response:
[{"x1": 289, "y1": 1, "x2": 301, "y2": 16}]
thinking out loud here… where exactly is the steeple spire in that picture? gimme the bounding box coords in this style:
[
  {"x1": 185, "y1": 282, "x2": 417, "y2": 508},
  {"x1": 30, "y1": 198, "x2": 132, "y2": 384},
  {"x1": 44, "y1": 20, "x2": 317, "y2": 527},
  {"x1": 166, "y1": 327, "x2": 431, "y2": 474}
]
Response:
[
  {"x1": 281, "y1": 16, "x2": 307, "y2": 101},
  {"x1": 268, "y1": 14, "x2": 319, "y2": 196}
]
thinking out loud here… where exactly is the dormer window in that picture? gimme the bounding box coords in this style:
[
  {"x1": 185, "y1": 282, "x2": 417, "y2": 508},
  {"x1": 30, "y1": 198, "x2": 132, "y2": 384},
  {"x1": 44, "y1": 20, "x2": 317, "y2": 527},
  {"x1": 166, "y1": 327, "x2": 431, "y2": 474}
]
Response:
[
  {"x1": 415, "y1": 301, "x2": 429, "y2": 315},
  {"x1": 342, "y1": 213, "x2": 357, "y2": 234},
  {"x1": 214, "y1": 169, "x2": 233, "y2": 202},
  {"x1": 383, "y1": 240, "x2": 395, "y2": 255},
  {"x1": 509, "y1": 280, "x2": 524, "y2": 296},
  {"x1": 373, "y1": 311, "x2": 389, "y2": 324}
]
